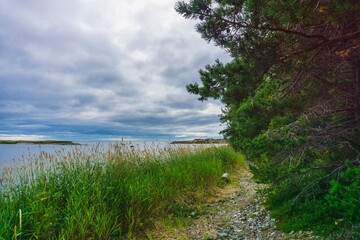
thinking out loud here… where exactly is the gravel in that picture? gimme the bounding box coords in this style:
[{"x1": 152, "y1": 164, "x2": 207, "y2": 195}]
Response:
[{"x1": 184, "y1": 171, "x2": 321, "y2": 240}]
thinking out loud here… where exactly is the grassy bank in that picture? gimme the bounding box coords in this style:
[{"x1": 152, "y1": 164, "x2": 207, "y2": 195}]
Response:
[{"x1": 0, "y1": 143, "x2": 243, "y2": 239}]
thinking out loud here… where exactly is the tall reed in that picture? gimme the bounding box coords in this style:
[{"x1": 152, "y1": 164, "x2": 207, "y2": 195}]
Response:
[{"x1": 0, "y1": 143, "x2": 242, "y2": 239}]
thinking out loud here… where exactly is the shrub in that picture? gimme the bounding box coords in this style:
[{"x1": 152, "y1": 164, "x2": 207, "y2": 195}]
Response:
[{"x1": 326, "y1": 165, "x2": 360, "y2": 222}]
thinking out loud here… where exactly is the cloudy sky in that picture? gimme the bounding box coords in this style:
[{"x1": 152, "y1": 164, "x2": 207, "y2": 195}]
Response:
[{"x1": 0, "y1": 0, "x2": 229, "y2": 141}]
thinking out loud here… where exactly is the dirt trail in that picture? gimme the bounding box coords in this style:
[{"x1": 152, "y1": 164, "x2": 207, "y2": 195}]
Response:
[{"x1": 150, "y1": 170, "x2": 318, "y2": 240}]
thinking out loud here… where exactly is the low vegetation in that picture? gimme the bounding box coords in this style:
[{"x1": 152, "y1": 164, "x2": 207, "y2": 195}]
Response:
[{"x1": 0, "y1": 143, "x2": 243, "y2": 239}]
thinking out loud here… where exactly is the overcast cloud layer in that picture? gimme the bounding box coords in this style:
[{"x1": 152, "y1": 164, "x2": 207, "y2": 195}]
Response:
[{"x1": 0, "y1": 0, "x2": 229, "y2": 141}]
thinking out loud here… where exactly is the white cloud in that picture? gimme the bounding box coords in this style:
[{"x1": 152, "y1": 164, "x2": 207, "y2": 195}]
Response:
[{"x1": 0, "y1": 134, "x2": 50, "y2": 141}]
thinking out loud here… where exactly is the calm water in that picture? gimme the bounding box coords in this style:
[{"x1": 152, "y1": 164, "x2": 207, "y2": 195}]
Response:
[{"x1": 0, "y1": 141, "x2": 172, "y2": 169}]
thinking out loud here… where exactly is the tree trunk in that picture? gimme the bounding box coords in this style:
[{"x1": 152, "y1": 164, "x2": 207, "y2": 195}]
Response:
[{"x1": 353, "y1": 55, "x2": 360, "y2": 135}]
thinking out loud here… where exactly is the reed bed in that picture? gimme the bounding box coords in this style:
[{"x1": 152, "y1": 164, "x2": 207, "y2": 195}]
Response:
[{"x1": 0, "y1": 142, "x2": 242, "y2": 239}]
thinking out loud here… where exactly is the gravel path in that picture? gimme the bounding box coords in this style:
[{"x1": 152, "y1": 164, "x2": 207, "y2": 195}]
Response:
[
  {"x1": 148, "y1": 170, "x2": 323, "y2": 240},
  {"x1": 182, "y1": 170, "x2": 320, "y2": 240}
]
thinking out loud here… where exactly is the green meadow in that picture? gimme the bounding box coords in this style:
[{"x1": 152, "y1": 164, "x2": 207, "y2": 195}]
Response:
[{"x1": 0, "y1": 143, "x2": 243, "y2": 239}]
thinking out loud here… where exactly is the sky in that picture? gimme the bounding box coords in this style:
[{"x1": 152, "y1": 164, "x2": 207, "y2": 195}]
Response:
[{"x1": 0, "y1": 0, "x2": 229, "y2": 141}]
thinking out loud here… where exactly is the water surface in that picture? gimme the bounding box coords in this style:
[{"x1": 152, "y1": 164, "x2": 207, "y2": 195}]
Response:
[
  {"x1": 0, "y1": 141, "x2": 222, "y2": 172},
  {"x1": 0, "y1": 141, "x2": 146, "y2": 168}
]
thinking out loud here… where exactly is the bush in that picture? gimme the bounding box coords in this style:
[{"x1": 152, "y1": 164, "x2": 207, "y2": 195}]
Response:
[{"x1": 326, "y1": 165, "x2": 360, "y2": 222}]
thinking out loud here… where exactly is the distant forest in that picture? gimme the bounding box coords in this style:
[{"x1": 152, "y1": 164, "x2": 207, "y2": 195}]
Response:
[{"x1": 0, "y1": 140, "x2": 78, "y2": 145}]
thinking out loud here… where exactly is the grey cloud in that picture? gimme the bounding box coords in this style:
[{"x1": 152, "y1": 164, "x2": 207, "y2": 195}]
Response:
[{"x1": 0, "y1": 0, "x2": 228, "y2": 141}]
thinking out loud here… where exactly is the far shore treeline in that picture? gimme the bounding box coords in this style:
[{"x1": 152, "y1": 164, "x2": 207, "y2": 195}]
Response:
[
  {"x1": 170, "y1": 138, "x2": 227, "y2": 144},
  {"x1": 0, "y1": 139, "x2": 226, "y2": 145},
  {"x1": 0, "y1": 140, "x2": 80, "y2": 145}
]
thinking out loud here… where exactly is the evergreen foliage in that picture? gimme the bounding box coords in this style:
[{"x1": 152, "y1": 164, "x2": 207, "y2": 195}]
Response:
[{"x1": 176, "y1": 0, "x2": 360, "y2": 236}]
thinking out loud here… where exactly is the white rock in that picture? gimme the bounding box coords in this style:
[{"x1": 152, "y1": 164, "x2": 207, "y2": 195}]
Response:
[{"x1": 222, "y1": 173, "x2": 229, "y2": 179}]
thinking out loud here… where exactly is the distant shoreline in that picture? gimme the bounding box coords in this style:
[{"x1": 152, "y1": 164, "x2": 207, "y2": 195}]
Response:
[
  {"x1": 170, "y1": 138, "x2": 227, "y2": 144},
  {"x1": 0, "y1": 140, "x2": 80, "y2": 145}
]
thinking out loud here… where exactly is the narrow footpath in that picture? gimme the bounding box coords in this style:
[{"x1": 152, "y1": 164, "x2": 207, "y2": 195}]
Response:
[
  {"x1": 152, "y1": 170, "x2": 321, "y2": 240},
  {"x1": 183, "y1": 171, "x2": 319, "y2": 240}
]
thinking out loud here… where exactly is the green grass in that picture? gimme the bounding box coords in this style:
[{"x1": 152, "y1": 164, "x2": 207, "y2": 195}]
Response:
[{"x1": 0, "y1": 143, "x2": 242, "y2": 239}]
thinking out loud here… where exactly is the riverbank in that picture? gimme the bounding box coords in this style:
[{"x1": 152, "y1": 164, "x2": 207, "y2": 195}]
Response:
[{"x1": 0, "y1": 140, "x2": 80, "y2": 145}]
